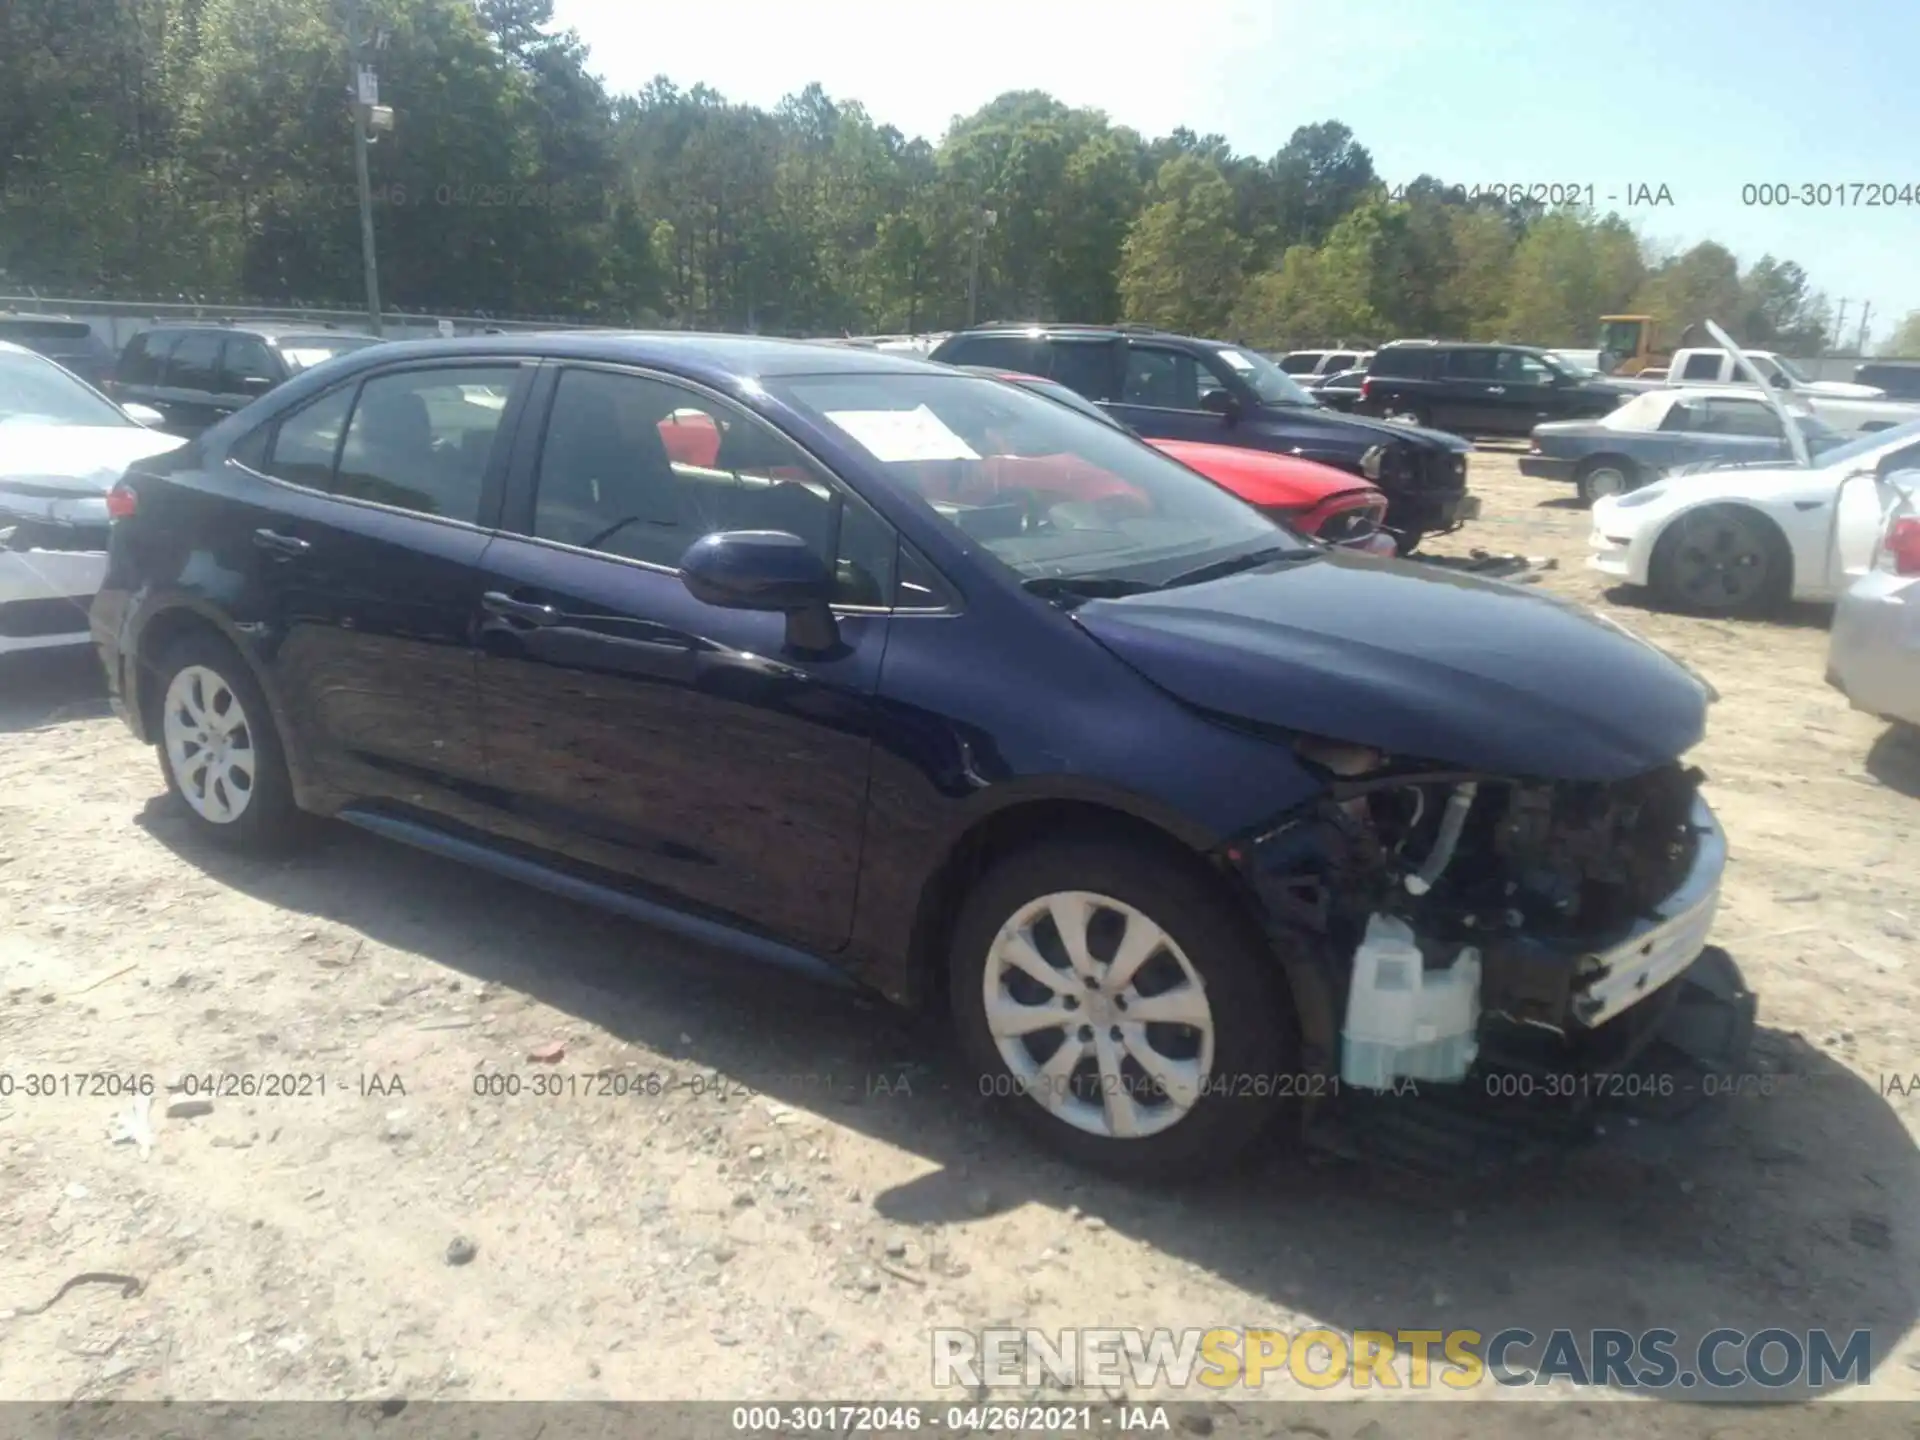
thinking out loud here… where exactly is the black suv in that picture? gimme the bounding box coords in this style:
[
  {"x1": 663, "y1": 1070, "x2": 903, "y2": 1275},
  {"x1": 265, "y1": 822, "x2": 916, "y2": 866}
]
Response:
[
  {"x1": 1854, "y1": 362, "x2": 1920, "y2": 401},
  {"x1": 929, "y1": 324, "x2": 1475, "y2": 549},
  {"x1": 1355, "y1": 341, "x2": 1637, "y2": 437},
  {"x1": 109, "y1": 323, "x2": 381, "y2": 437}
]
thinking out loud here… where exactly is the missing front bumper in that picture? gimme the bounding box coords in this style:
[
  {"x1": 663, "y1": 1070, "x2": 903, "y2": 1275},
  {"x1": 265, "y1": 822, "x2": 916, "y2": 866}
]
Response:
[{"x1": 1304, "y1": 945, "x2": 1756, "y2": 1174}]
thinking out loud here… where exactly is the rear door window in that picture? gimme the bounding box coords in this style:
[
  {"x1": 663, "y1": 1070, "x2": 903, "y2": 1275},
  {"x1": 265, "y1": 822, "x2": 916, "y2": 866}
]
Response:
[
  {"x1": 1443, "y1": 349, "x2": 1500, "y2": 381},
  {"x1": 1120, "y1": 346, "x2": 1205, "y2": 409},
  {"x1": 333, "y1": 367, "x2": 518, "y2": 524},
  {"x1": 1703, "y1": 399, "x2": 1784, "y2": 437},
  {"x1": 163, "y1": 333, "x2": 223, "y2": 392},
  {"x1": 1679, "y1": 352, "x2": 1724, "y2": 382},
  {"x1": 940, "y1": 334, "x2": 1047, "y2": 373},
  {"x1": 262, "y1": 386, "x2": 355, "y2": 490}
]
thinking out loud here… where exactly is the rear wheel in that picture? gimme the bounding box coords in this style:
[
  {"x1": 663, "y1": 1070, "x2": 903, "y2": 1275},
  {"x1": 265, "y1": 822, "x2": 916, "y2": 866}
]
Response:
[
  {"x1": 1388, "y1": 405, "x2": 1432, "y2": 429},
  {"x1": 1575, "y1": 456, "x2": 1639, "y2": 506},
  {"x1": 1648, "y1": 505, "x2": 1792, "y2": 616},
  {"x1": 949, "y1": 838, "x2": 1294, "y2": 1180},
  {"x1": 153, "y1": 632, "x2": 305, "y2": 850}
]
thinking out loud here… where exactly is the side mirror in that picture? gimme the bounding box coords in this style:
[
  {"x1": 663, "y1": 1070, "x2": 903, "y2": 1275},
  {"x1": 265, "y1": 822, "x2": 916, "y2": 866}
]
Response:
[
  {"x1": 1199, "y1": 390, "x2": 1241, "y2": 421},
  {"x1": 1769, "y1": 373, "x2": 1791, "y2": 390},
  {"x1": 122, "y1": 402, "x2": 166, "y2": 428},
  {"x1": 680, "y1": 530, "x2": 840, "y2": 652}
]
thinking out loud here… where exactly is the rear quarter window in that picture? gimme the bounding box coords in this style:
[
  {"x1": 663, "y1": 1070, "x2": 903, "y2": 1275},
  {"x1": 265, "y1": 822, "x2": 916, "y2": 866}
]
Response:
[
  {"x1": 939, "y1": 335, "x2": 1047, "y2": 373},
  {"x1": 1369, "y1": 348, "x2": 1434, "y2": 379}
]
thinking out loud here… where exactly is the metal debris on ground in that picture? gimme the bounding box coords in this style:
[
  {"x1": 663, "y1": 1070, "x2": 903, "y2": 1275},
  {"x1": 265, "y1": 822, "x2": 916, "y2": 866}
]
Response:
[
  {"x1": 1409, "y1": 549, "x2": 1559, "y2": 583},
  {"x1": 106, "y1": 1094, "x2": 155, "y2": 1157}
]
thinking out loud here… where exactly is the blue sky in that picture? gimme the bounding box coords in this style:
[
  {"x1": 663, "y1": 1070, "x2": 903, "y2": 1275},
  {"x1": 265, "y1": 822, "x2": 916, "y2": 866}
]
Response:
[{"x1": 555, "y1": 0, "x2": 1917, "y2": 346}]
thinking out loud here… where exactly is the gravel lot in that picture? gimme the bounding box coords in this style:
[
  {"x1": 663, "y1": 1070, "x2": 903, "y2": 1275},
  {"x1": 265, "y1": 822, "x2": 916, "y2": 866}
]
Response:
[{"x1": 2, "y1": 449, "x2": 1917, "y2": 1408}]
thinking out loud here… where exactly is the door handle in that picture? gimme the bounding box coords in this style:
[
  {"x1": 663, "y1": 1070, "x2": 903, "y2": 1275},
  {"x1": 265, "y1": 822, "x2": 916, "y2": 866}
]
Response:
[
  {"x1": 482, "y1": 591, "x2": 560, "y2": 626},
  {"x1": 253, "y1": 528, "x2": 311, "y2": 557},
  {"x1": 1486, "y1": 386, "x2": 1506, "y2": 395}
]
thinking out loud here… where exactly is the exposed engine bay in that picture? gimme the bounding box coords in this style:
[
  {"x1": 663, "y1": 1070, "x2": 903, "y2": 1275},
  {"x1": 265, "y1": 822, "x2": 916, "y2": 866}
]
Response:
[{"x1": 1237, "y1": 743, "x2": 1727, "y2": 1100}]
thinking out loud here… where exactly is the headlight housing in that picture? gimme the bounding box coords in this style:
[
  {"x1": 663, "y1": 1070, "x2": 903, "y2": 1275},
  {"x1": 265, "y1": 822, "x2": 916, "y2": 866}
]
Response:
[{"x1": 1614, "y1": 484, "x2": 1668, "y2": 508}]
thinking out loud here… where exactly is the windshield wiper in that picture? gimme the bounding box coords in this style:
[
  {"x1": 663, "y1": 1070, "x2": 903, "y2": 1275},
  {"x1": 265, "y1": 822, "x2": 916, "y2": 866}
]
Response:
[
  {"x1": 1021, "y1": 575, "x2": 1162, "y2": 604},
  {"x1": 1161, "y1": 545, "x2": 1318, "y2": 590}
]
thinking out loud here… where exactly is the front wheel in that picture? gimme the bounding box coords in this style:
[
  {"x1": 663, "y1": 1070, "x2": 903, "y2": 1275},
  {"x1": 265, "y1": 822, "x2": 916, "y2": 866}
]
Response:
[
  {"x1": 1648, "y1": 505, "x2": 1791, "y2": 616},
  {"x1": 153, "y1": 632, "x2": 306, "y2": 850},
  {"x1": 949, "y1": 839, "x2": 1294, "y2": 1180}
]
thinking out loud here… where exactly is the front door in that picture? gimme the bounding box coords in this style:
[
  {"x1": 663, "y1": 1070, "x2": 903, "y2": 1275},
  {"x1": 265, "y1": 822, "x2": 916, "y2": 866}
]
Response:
[
  {"x1": 470, "y1": 364, "x2": 898, "y2": 951},
  {"x1": 1490, "y1": 349, "x2": 1561, "y2": 434},
  {"x1": 1105, "y1": 344, "x2": 1243, "y2": 445}
]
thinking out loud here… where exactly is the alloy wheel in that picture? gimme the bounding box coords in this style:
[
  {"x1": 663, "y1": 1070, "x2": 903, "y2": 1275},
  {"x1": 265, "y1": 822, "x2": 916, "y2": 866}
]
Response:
[
  {"x1": 981, "y1": 890, "x2": 1215, "y2": 1140},
  {"x1": 162, "y1": 664, "x2": 257, "y2": 824},
  {"x1": 1667, "y1": 510, "x2": 1772, "y2": 610}
]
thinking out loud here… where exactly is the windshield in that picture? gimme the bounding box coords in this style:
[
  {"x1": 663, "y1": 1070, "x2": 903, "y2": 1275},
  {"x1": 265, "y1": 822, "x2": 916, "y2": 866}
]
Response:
[
  {"x1": 1544, "y1": 351, "x2": 1601, "y2": 378},
  {"x1": 1209, "y1": 345, "x2": 1318, "y2": 406},
  {"x1": 279, "y1": 336, "x2": 379, "y2": 372},
  {"x1": 770, "y1": 371, "x2": 1301, "y2": 588},
  {"x1": 0, "y1": 348, "x2": 131, "y2": 428},
  {"x1": 1816, "y1": 416, "x2": 1920, "y2": 471}
]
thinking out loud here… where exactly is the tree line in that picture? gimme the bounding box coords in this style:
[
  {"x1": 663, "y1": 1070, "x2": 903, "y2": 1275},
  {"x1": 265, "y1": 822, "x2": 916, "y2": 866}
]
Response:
[{"x1": 1, "y1": 0, "x2": 1896, "y2": 354}]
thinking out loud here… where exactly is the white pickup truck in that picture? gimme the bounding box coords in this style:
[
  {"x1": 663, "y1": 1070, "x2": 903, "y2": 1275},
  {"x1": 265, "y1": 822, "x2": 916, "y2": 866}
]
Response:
[{"x1": 1662, "y1": 347, "x2": 1920, "y2": 434}]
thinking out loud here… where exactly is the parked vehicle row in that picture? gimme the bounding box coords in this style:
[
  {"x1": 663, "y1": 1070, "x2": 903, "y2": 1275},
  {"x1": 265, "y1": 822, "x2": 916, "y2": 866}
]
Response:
[
  {"x1": 1588, "y1": 417, "x2": 1920, "y2": 615},
  {"x1": 926, "y1": 324, "x2": 1477, "y2": 549}
]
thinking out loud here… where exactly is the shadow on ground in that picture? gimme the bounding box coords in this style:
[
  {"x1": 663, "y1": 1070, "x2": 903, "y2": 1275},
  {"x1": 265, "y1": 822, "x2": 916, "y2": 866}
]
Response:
[
  {"x1": 1601, "y1": 585, "x2": 1835, "y2": 633},
  {"x1": 0, "y1": 647, "x2": 111, "y2": 734},
  {"x1": 114, "y1": 769, "x2": 1917, "y2": 1400},
  {"x1": 1866, "y1": 722, "x2": 1920, "y2": 799}
]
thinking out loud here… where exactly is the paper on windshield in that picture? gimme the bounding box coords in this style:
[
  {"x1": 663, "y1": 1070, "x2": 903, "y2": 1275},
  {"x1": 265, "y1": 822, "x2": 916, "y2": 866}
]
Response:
[
  {"x1": 281, "y1": 348, "x2": 341, "y2": 370},
  {"x1": 826, "y1": 405, "x2": 979, "y2": 462},
  {"x1": 1215, "y1": 349, "x2": 1257, "y2": 371}
]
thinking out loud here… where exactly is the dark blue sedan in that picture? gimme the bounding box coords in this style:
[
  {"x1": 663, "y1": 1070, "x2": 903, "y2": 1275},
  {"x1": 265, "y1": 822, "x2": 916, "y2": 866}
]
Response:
[
  {"x1": 1521, "y1": 387, "x2": 1847, "y2": 505},
  {"x1": 89, "y1": 334, "x2": 1749, "y2": 1177}
]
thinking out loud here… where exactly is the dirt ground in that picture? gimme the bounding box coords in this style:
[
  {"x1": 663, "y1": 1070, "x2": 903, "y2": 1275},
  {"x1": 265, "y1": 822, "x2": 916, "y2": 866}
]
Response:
[{"x1": 2, "y1": 449, "x2": 1917, "y2": 1410}]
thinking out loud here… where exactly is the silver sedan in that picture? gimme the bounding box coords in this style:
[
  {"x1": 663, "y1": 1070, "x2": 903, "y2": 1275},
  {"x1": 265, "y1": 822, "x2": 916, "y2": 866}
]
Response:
[{"x1": 1828, "y1": 473, "x2": 1920, "y2": 729}]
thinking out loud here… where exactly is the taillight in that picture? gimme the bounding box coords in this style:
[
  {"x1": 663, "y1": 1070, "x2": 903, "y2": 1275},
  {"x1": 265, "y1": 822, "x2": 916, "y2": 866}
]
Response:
[
  {"x1": 106, "y1": 481, "x2": 138, "y2": 520},
  {"x1": 1360, "y1": 378, "x2": 1373, "y2": 402},
  {"x1": 1883, "y1": 515, "x2": 1920, "y2": 576}
]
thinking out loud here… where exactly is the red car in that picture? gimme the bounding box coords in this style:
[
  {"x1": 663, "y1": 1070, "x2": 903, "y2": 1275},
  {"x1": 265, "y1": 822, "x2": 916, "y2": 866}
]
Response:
[{"x1": 967, "y1": 369, "x2": 1394, "y2": 553}]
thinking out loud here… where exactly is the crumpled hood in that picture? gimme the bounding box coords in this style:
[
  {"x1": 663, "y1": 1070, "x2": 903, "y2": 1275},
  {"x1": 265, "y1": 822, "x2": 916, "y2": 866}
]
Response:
[
  {"x1": 0, "y1": 425, "x2": 185, "y2": 494},
  {"x1": 1073, "y1": 551, "x2": 1709, "y2": 782}
]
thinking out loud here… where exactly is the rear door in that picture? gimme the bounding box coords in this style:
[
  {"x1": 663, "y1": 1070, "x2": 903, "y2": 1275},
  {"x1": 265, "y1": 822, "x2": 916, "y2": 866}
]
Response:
[
  {"x1": 151, "y1": 331, "x2": 227, "y2": 436},
  {"x1": 469, "y1": 363, "x2": 896, "y2": 950},
  {"x1": 1489, "y1": 349, "x2": 1560, "y2": 433},
  {"x1": 233, "y1": 360, "x2": 533, "y2": 821},
  {"x1": 1434, "y1": 348, "x2": 1504, "y2": 432}
]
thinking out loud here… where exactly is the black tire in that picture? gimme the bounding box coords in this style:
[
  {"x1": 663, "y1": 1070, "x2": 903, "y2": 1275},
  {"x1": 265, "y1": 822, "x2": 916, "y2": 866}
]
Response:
[
  {"x1": 1392, "y1": 405, "x2": 1432, "y2": 429},
  {"x1": 949, "y1": 837, "x2": 1295, "y2": 1181},
  {"x1": 1648, "y1": 504, "x2": 1793, "y2": 617},
  {"x1": 150, "y1": 630, "x2": 307, "y2": 851},
  {"x1": 1575, "y1": 455, "x2": 1640, "y2": 507}
]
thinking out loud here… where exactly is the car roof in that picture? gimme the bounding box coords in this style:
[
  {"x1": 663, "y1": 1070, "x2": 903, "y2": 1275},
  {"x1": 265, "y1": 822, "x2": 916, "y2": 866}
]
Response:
[
  {"x1": 260, "y1": 331, "x2": 953, "y2": 383},
  {"x1": 1379, "y1": 339, "x2": 1547, "y2": 353},
  {"x1": 947, "y1": 322, "x2": 1241, "y2": 350},
  {"x1": 140, "y1": 322, "x2": 381, "y2": 342}
]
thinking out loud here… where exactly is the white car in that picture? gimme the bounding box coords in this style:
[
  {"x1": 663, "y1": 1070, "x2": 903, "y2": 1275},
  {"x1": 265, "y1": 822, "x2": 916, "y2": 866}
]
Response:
[
  {"x1": 1587, "y1": 416, "x2": 1920, "y2": 615},
  {"x1": 0, "y1": 341, "x2": 185, "y2": 656},
  {"x1": 1827, "y1": 471, "x2": 1920, "y2": 729}
]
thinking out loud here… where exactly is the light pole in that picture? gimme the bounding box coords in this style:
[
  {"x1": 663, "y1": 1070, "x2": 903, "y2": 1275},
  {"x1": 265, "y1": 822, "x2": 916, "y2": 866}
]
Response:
[{"x1": 344, "y1": 0, "x2": 383, "y2": 336}]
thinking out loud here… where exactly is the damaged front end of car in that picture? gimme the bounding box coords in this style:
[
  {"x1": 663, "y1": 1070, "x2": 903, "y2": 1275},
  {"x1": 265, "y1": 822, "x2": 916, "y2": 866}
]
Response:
[{"x1": 1225, "y1": 741, "x2": 1756, "y2": 1170}]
